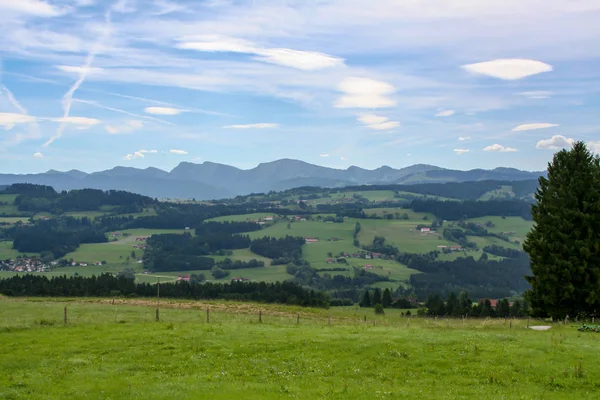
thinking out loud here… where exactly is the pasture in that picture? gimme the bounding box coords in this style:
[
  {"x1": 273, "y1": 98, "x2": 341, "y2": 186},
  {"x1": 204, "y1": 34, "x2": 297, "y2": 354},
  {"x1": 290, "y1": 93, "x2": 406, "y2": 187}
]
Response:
[
  {"x1": 356, "y1": 218, "x2": 455, "y2": 253},
  {"x1": 0, "y1": 298, "x2": 598, "y2": 400},
  {"x1": 465, "y1": 216, "x2": 533, "y2": 244},
  {"x1": 0, "y1": 241, "x2": 38, "y2": 260}
]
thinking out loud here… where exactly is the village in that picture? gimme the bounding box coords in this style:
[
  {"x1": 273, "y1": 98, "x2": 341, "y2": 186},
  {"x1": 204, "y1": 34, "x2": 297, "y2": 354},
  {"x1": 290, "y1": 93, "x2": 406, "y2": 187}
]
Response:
[{"x1": 0, "y1": 257, "x2": 51, "y2": 273}]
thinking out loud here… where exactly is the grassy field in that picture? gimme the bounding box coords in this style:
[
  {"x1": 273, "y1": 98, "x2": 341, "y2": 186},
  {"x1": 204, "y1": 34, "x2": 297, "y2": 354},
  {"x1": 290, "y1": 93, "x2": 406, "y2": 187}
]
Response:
[
  {"x1": 357, "y1": 219, "x2": 455, "y2": 253},
  {"x1": 0, "y1": 298, "x2": 598, "y2": 400},
  {"x1": 208, "y1": 213, "x2": 279, "y2": 223},
  {"x1": 0, "y1": 217, "x2": 29, "y2": 225},
  {"x1": 479, "y1": 185, "x2": 515, "y2": 201},
  {"x1": 0, "y1": 241, "x2": 39, "y2": 260},
  {"x1": 0, "y1": 194, "x2": 23, "y2": 216},
  {"x1": 362, "y1": 207, "x2": 435, "y2": 220},
  {"x1": 465, "y1": 216, "x2": 534, "y2": 245}
]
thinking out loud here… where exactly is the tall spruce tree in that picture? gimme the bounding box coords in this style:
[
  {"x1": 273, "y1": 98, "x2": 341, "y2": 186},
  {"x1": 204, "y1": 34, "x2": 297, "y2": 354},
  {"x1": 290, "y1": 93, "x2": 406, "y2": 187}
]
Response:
[
  {"x1": 524, "y1": 142, "x2": 600, "y2": 318},
  {"x1": 361, "y1": 290, "x2": 371, "y2": 307},
  {"x1": 372, "y1": 288, "x2": 382, "y2": 306},
  {"x1": 382, "y1": 288, "x2": 392, "y2": 308}
]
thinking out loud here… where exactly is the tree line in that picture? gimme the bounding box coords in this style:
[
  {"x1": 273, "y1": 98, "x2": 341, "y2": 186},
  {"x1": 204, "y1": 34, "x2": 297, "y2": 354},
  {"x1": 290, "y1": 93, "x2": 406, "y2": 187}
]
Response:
[{"x1": 0, "y1": 274, "x2": 330, "y2": 308}]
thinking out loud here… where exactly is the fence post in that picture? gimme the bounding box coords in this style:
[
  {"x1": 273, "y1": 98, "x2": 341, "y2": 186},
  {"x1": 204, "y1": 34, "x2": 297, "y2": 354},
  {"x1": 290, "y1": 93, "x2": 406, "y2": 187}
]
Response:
[
  {"x1": 527, "y1": 316, "x2": 530, "y2": 328},
  {"x1": 155, "y1": 308, "x2": 159, "y2": 322},
  {"x1": 363, "y1": 315, "x2": 366, "y2": 323},
  {"x1": 114, "y1": 307, "x2": 118, "y2": 323},
  {"x1": 207, "y1": 307, "x2": 210, "y2": 323},
  {"x1": 259, "y1": 310, "x2": 262, "y2": 324},
  {"x1": 64, "y1": 305, "x2": 67, "y2": 325},
  {"x1": 297, "y1": 313, "x2": 300, "y2": 325}
]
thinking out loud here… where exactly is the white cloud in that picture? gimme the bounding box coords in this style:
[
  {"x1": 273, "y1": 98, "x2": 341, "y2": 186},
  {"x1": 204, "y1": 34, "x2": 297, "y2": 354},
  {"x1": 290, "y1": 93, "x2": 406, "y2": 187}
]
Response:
[
  {"x1": 340, "y1": 157, "x2": 347, "y2": 160},
  {"x1": 0, "y1": 0, "x2": 63, "y2": 16},
  {"x1": 176, "y1": 35, "x2": 344, "y2": 71},
  {"x1": 223, "y1": 123, "x2": 279, "y2": 129},
  {"x1": 483, "y1": 144, "x2": 518, "y2": 152},
  {"x1": 145, "y1": 107, "x2": 184, "y2": 115},
  {"x1": 57, "y1": 65, "x2": 104, "y2": 75},
  {"x1": 320, "y1": 153, "x2": 329, "y2": 157},
  {"x1": 458, "y1": 136, "x2": 471, "y2": 141},
  {"x1": 336, "y1": 77, "x2": 396, "y2": 109},
  {"x1": 170, "y1": 149, "x2": 188, "y2": 155},
  {"x1": 589, "y1": 141, "x2": 600, "y2": 153},
  {"x1": 105, "y1": 120, "x2": 144, "y2": 135},
  {"x1": 51, "y1": 117, "x2": 100, "y2": 126},
  {"x1": 453, "y1": 149, "x2": 470, "y2": 155},
  {"x1": 517, "y1": 91, "x2": 552, "y2": 99},
  {"x1": 33, "y1": 152, "x2": 43, "y2": 158},
  {"x1": 512, "y1": 123, "x2": 559, "y2": 131},
  {"x1": 435, "y1": 110, "x2": 455, "y2": 117},
  {"x1": 536, "y1": 135, "x2": 575, "y2": 150},
  {"x1": 462, "y1": 59, "x2": 553, "y2": 80},
  {"x1": 356, "y1": 114, "x2": 400, "y2": 131},
  {"x1": 123, "y1": 149, "x2": 157, "y2": 160},
  {"x1": 0, "y1": 113, "x2": 36, "y2": 130}
]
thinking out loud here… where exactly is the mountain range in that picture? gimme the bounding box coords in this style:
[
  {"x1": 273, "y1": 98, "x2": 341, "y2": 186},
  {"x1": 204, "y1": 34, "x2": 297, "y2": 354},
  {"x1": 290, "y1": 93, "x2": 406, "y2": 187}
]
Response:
[{"x1": 0, "y1": 159, "x2": 544, "y2": 200}]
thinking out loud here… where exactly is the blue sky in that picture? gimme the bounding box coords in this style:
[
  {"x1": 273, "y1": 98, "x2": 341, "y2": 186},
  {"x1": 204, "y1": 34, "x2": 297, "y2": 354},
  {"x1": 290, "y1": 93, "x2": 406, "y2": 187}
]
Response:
[{"x1": 1, "y1": 0, "x2": 599, "y2": 174}]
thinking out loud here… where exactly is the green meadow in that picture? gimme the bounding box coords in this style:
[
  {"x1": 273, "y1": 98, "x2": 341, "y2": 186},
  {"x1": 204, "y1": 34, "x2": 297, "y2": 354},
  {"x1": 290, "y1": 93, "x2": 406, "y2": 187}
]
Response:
[{"x1": 0, "y1": 298, "x2": 598, "y2": 400}]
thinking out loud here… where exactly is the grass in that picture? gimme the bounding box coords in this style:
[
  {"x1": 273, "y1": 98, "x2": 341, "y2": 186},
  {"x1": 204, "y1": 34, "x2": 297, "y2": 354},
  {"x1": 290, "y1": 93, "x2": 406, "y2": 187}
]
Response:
[
  {"x1": 465, "y1": 216, "x2": 534, "y2": 245},
  {"x1": 0, "y1": 241, "x2": 39, "y2": 260},
  {"x1": 0, "y1": 217, "x2": 29, "y2": 225},
  {"x1": 0, "y1": 194, "x2": 23, "y2": 216},
  {"x1": 362, "y1": 207, "x2": 435, "y2": 220},
  {"x1": 0, "y1": 298, "x2": 598, "y2": 400},
  {"x1": 357, "y1": 219, "x2": 455, "y2": 253},
  {"x1": 479, "y1": 185, "x2": 515, "y2": 201},
  {"x1": 208, "y1": 213, "x2": 279, "y2": 223}
]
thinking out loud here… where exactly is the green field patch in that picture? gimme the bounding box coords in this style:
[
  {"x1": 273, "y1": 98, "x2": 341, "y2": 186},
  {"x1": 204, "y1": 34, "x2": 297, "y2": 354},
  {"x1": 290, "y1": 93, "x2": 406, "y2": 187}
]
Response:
[
  {"x1": 478, "y1": 185, "x2": 515, "y2": 201},
  {"x1": 211, "y1": 248, "x2": 273, "y2": 266},
  {"x1": 0, "y1": 217, "x2": 29, "y2": 225},
  {"x1": 362, "y1": 207, "x2": 435, "y2": 220},
  {"x1": 0, "y1": 194, "x2": 23, "y2": 215},
  {"x1": 208, "y1": 213, "x2": 279, "y2": 223},
  {"x1": 154, "y1": 265, "x2": 292, "y2": 283},
  {"x1": 0, "y1": 241, "x2": 39, "y2": 260},
  {"x1": 356, "y1": 219, "x2": 454, "y2": 253},
  {"x1": 248, "y1": 220, "x2": 353, "y2": 241},
  {"x1": 62, "y1": 211, "x2": 107, "y2": 219},
  {"x1": 465, "y1": 216, "x2": 533, "y2": 245}
]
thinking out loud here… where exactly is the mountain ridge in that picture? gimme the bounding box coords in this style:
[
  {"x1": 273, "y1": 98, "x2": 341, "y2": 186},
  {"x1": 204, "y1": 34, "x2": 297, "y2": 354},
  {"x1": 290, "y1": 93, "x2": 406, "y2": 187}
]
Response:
[{"x1": 0, "y1": 159, "x2": 545, "y2": 200}]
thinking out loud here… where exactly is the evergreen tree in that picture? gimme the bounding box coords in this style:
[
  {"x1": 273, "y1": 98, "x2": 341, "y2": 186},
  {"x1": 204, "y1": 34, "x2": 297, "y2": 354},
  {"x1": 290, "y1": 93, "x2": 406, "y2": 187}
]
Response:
[
  {"x1": 524, "y1": 142, "x2": 600, "y2": 318},
  {"x1": 479, "y1": 299, "x2": 492, "y2": 317},
  {"x1": 372, "y1": 288, "x2": 382, "y2": 306},
  {"x1": 382, "y1": 288, "x2": 392, "y2": 308},
  {"x1": 426, "y1": 293, "x2": 446, "y2": 316},
  {"x1": 497, "y1": 299, "x2": 510, "y2": 317},
  {"x1": 445, "y1": 292, "x2": 459, "y2": 316},
  {"x1": 457, "y1": 291, "x2": 472, "y2": 316},
  {"x1": 361, "y1": 290, "x2": 371, "y2": 307}
]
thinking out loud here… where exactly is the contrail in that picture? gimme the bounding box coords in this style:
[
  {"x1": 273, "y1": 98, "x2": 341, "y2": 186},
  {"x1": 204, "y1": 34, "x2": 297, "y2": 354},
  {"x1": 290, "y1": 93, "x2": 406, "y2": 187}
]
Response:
[
  {"x1": 43, "y1": 5, "x2": 115, "y2": 148},
  {"x1": 74, "y1": 99, "x2": 177, "y2": 126},
  {"x1": 0, "y1": 59, "x2": 41, "y2": 146}
]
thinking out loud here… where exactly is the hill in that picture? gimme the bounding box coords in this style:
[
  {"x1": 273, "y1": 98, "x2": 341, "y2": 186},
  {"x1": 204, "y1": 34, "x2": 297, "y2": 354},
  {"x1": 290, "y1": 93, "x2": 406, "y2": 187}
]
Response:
[{"x1": 0, "y1": 159, "x2": 544, "y2": 200}]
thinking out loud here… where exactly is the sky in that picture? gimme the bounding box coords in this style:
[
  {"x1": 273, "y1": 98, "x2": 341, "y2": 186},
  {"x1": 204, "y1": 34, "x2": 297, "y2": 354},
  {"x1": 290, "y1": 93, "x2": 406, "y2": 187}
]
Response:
[{"x1": 1, "y1": 0, "x2": 600, "y2": 174}]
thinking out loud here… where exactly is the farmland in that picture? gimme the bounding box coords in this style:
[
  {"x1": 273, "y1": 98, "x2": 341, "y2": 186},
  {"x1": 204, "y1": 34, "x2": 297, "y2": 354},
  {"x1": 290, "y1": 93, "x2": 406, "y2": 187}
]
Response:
[{"x1": 0, "y1": 298, "x2": 598, "y2": 400}]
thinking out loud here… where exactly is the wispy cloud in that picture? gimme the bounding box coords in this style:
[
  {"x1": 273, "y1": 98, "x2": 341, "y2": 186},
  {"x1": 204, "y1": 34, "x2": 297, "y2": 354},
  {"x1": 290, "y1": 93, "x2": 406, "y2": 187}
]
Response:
[
  {"x1": 435, "y1": 110, "x2": 455, "y2": 117},
  {"x1": 462, "y1": 59, "x2": 553, "y2": 80},
  {"x1": 170, "y1": 149, "x2": 188, "y2": 155},
  {"x1": 335, "y1": 77, "x2": 396, "y2": 109},
  {"x1": 123, "y1": 149, "x2": 157, "y2": 160},
  {"x1": 33, "y1": 152, "x2": 43, "y2": 158},
  {"x1": 0, "y1": 113, "x2": 37, "y2": 130},
  {"x1": 105, "y1": 120, "x2": 143, "y2": 135},
  {"x1": 0, "y1": 0, "x2": 63, "y2": 16},
  {"x1": 512, "y1": 123, "x2": 559, "y2": 131},
  {"x1": 517, "y1": 91, "x2": 552, "y2": 99},
  {"x1": 145, "y1": 106, "x2": 185, "y2": 116},
  {"x1": 74, "y1": 99, "x2": 176, "y2": 126},
  {"x1": 223, "y1": 123, "x2": 279, "y2": 129},
  {"x1": 320, "y1": 153, "x2": 330, "y2": 157},
  {"x1": 176, "y1": 35, "x2": 344, "y2": 71},
  {"x1": 536, "y1": 135, "x2": 574, "y2": 150},
  {"x1": 356, "y1": 114, "x2": 399, "y2": 131},
  {"x1": 45, "y1": 4, "x2": 114, "y2": 147},
  {"x1": 483, "y1": 144, "x2": 518, "y2": 152},
  {"x1": 458, "y1": 136, "x2": 471, "y2": 141},
  {"x1": 453, "y1": 149, "x2": 470, "y2": 155}
]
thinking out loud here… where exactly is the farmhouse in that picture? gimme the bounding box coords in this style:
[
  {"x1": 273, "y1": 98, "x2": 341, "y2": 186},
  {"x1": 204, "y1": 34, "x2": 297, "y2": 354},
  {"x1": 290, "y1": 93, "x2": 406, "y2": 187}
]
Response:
[
  {"x1": 363, "y1": 264, "x2": 373, "y2": 270},
  {"x1": 231, "y1": 277, "x2": 249, "y2": 282},
  {"x1": 305, "y1": 238, "x2": 319, "y2": 243},
  {"x1": 420, "y1": 227, "x2": 431, "y2": 233},
  {"x1": 450, "y1": 246, "x2": 463, "y2": 251},
  {"x1": 262, "y1": 216, "x2": 274, "y2": 221}
]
